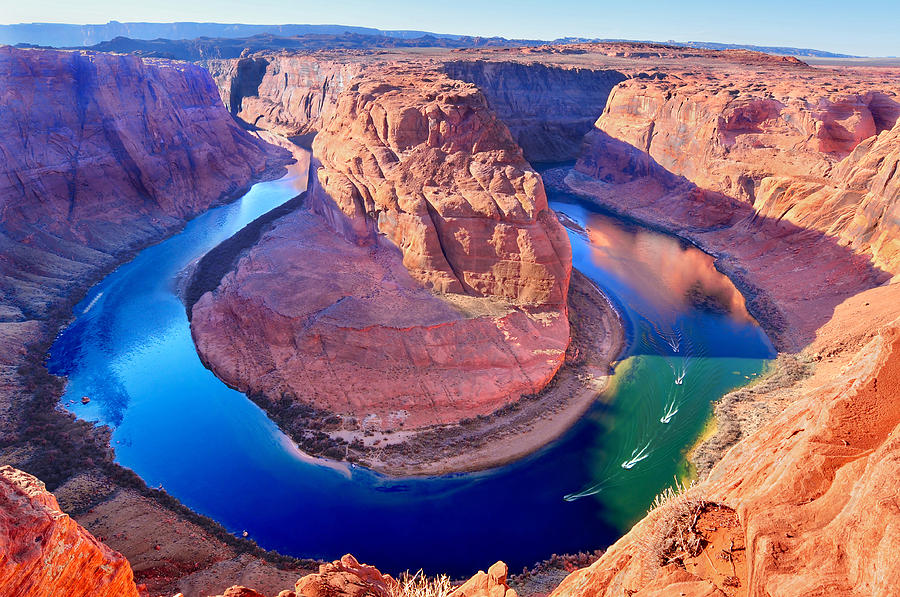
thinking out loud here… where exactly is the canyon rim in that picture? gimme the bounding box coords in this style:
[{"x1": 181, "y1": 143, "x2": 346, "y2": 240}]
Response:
[{"x1": 1, "y1": 6, "x2": 900, "y2": 597}]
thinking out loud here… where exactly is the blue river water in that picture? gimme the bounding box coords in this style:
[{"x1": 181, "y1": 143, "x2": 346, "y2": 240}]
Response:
[{"x1": 48, "y1": 168, "x2": 775, "y2": 577}]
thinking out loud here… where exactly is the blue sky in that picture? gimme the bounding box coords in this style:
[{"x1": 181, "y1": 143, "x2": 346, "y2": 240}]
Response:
[{"x1": 1, "y1": 0, "x2": 896, "y2": 56}]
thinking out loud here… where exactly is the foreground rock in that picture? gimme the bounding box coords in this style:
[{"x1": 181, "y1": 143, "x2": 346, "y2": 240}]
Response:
[
  {"x1": 551, "y1": 285, "x2": 900, "y2": 597},
  {"x1": 192, "y1": 66, "x2": 576, "y2": 435},
  {"x1": 214, "y1": 555, "x2": 517, "y2": 597},
  {"x1": 0, "y1": 466, "x2": 141, "y2": 597}
]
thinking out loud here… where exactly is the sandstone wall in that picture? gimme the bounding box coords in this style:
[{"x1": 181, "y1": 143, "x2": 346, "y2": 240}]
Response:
[
  {"x1": 577, "y1": 75, "x2": 900, "y2": 272},
  {"x1": 310, "y1": 66, "x2": 572, "y2": 306},
  {"x1": 205, "y1": 55, "x2": 361, "y2": 136},
  {"x1": 442, "y1": 60, "x2": 626, "y2": 162},
  {"x1": 0, "y1": 466, "x2": 141, "y2": 597},
  {"x1": 0, "y1": 47, "x2": 289, "y2": 321},
  {"x1": 557, "y1": 58, "x2": 900, "y2": 597}
]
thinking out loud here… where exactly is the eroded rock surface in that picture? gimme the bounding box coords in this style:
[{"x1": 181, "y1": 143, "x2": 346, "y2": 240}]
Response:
[
  {"x1": 0, "y1": 46, "x2": 297, "y2": 597},
  {"x1": 0, "y1": 466, "x2": 140, "y2": 597},
  {"x1": 552, "y1": 50, "x2": 900, "y2": 597},
  {"x1": 192, "y1": 66, "x2": 574, "y2": 431}
]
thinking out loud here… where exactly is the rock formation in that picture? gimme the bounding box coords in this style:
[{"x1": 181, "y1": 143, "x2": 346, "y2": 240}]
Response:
[
  {"x1": 442, "y1": 61, "x2": 627, "y2": 162},
  {"x1": 0, "y1": 46, "x2": 289, "y2": 321},
  {"x1": 0, "y1": 465, "x2": 141, "y2": 597},
  {"x1": 567, "y1": 66, "x2": 900, "y2": 349},
  {"x1": 551, "y1": 48, "x2": 900, "y2": 597},
  {"x1": 550, "y1": 285, "x2": 900, "y2": 597},
  {"x1": 205, "y1": 55, "x2": 361, "y2": 136},
  {"x1": 309, "y1": 67, "x2": 571, "y2": 305},
  {"x1": 0, "y1": 46, "x2": 296, "y2": 597},
  {"x1": 191, "y1": 66, "x2": 573, "y2": 430},
  {"x1": 214, "y1": 555, "x2": 517, "y2": 597}
]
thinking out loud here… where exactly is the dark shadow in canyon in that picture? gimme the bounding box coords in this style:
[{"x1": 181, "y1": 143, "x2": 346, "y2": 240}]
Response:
[{"x1": 567, "y1": 128, "x2": 892, "y2": 353}]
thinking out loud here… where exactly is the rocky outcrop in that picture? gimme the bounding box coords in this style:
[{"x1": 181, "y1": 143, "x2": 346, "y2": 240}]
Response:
[
  {"x1": 579, "y1": 75, "x2": 899, "y2": 198},
  {"x1": 550, "y1": 285, "x2": 900, "y2": 597},
  {"x1": 215, "y1": 555, "x2": 517, "y2": 597},
  {"x1": 0, "y1": 47, "x2": 289, "y2": 320},
  {"x1": 568, "y1": 70, "x2": 900, "y2": 349},
  {"x1": 0, "y1": 466, "x2": 141, "y2": 597},
  {"x1": 191, "y1": 66, "x2": 574, "y2": 431},
  {"x1": 205, "y1": 55, "x2": 361, "y2": 136},
  {"x1": 442, "y1": 61, "x2": 626, "y2": 162},
  {"x1": 753, "y1": 119, "x2": 900, "y2": 274},
  {"x1": 556, "y1": 55, "x2": 900, "y2": 597},
  {"x1": 310, "y1": 66, "x2": 571, "y2": 305},
  {"x1": 190, "y1": 202, "x2": 569, "y2": 429}
]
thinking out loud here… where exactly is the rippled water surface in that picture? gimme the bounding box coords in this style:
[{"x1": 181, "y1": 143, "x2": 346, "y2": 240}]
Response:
[{"x1": 49, "y1": 168, "x2": 774, "y2": 576}]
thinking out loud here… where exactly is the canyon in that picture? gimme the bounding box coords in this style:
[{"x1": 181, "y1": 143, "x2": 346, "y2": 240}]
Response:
[{"x1": 1, "y1": 37, "x2": 900, "y2": 597}]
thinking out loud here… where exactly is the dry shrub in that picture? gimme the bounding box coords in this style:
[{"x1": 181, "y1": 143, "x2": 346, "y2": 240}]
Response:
[
  {"x1": 392, "y1": 570, "x2": 454, "y2": 597},
  {"x1": 640, "y1": 478, "x2": 711, "y2": 567}
]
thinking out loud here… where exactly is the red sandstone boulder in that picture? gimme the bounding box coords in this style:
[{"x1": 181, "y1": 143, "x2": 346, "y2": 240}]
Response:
[
  {"x1": 294, "y1": 554, "x2": 396, "y2": 597},
  {"x1": 0, "y1": 466, "x2": 141, "y2": 597}
]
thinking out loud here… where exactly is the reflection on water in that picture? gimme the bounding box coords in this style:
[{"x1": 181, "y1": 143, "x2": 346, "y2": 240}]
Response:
[
  {"x1": 47, "y1": 167, "x2": 774, "y2": 577},
  {"x1": 584, "y1": 217, "x2": 753, "y2": 327}
]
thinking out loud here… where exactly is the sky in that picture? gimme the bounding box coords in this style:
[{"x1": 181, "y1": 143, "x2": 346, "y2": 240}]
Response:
[{"x1": 1, "y1": 0, "x2": 896, "y2": 57}]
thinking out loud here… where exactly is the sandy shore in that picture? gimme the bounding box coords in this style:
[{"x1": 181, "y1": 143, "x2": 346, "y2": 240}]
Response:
[{"x1": 336, "y1": 269, "x2": 626, "y2": 476}]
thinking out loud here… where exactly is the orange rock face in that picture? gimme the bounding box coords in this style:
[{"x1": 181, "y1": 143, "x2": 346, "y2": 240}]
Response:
[
  {"x1": 0, "y1": 466, "x2": 140, "y2": 597},
  {"x1": 551, "y1": 287, "x2": 900, "y2": 597},
  {"x1": 311, "y1": 66, "x2": 571, "y2": 306},
  {"x1": 555, "y1": 55, "x2": 900, "y2": 597},
  {"x1": 191, "y1": 66, "x2": 572, "y2": 430},
  {"x1": 568, "y1": 67, "x2": 900, "y2": 349},
  {"x1": 0, "y1": 46, "x2": 288, "y2": 320},
  {"x1": 191, "y1": 189, "x2": 569, "y2": 430},
  {"x1": 215, "y1": 555, "x2": 517, "y2": 597}
]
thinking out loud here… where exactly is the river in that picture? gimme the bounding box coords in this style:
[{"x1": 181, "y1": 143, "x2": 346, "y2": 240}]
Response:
[{"x1": 48, "y1": 165, "x2": 774, "y2": 576}]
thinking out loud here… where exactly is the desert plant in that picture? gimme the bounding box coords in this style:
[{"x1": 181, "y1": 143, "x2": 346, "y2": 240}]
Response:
[
  {"x1": 392, "y1": 570, "x2": 454, "y2": 597},
  {"x1": 641, "y1": 478, "x2": 711, "y2": 567}
]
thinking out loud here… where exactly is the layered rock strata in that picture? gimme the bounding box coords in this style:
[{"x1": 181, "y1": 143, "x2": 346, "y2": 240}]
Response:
[
  {"x1": 552, "y1": 56, "x2": 900, "y2": 597},
  {"x1": 442, "y1": 61, "x2": 627, "y2": 162},
  {"x1": 205, "y1": 55, "x2": 361, "y2": 136},
  {"x1": 192, "y1": 67, "x2": 574, "y2": 430},
  {"x1": 0, "y1": 465, "x2": 141, "y2": 597},
  {"x1": 0, "y1": 46, "x2": 298, "y2": 597},
  {"x1": 0, "y1": 47, "x2": 288, "y2": 321},
  {"x1": 569, "y1": 71, "x2": 900, "y2": 349}
]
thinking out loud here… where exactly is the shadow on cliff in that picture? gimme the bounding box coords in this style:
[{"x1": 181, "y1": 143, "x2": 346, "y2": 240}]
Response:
[{"x1": 568, "y1": 129, "x2": 892, "y2": 353}]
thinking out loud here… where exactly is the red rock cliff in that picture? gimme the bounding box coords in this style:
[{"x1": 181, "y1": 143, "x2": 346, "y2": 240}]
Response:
[
  {"x1": 0, "y1": 47, "x2": 289, "y2": 320},
  {"x1": 577, "y1": 73, "x2": 900, "y2": 271},
  {"x1": 311, "y1": 66, "x2": 572, "y2": 306},
  {"x1": 0, "y1": 465, "x2": 141, "y2": 597},
  {"x1": 557, "y1": 55, "x2": 900, "y2": 597},
  {"x1": 442, "y1": 60, "x2": 627, "y2": 162},
  {"x1": 191, "y1": 66, "x2": 573, "y2": 431},
  {"x1": 205, "y1": 55, "x2": 361, "y2": 136}
]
